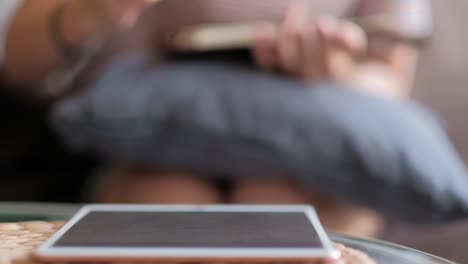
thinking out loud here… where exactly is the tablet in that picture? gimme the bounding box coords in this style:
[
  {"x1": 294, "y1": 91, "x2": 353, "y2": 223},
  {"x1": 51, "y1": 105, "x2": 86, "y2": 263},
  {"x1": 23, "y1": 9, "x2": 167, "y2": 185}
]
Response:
[{"x1": 35, "y1": 205, "x2": 338, "y2": 263}]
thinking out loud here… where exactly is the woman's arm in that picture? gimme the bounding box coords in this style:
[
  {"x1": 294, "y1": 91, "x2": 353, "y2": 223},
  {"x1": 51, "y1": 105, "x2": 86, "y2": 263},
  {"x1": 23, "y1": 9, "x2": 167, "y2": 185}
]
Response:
[
  {"x1": 348, "y1": 0, "x2": 433, "y2": 98},
  {"x1": 4, "y1": 0, "x2": 156, "y2": 94}
]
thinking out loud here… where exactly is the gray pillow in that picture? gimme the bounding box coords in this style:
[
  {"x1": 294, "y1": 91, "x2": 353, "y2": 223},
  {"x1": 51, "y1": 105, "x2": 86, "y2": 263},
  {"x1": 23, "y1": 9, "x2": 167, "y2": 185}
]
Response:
[{"x1": 51, "y1": 52, "x2": 468, "y2": 224}]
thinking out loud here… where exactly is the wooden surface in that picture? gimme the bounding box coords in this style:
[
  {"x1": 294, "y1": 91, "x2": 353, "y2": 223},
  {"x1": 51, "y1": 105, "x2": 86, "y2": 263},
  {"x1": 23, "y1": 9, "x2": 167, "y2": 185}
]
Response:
[{"x1": 0, "y1": 222, "x2": 375, "y2": 264}]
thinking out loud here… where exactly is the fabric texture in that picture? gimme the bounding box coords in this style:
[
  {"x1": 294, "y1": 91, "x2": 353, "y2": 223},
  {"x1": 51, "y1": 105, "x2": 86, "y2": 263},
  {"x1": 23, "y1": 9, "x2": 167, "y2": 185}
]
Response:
[{"x1": 50, "y1": 51, "x2": 468, "y2": 224}]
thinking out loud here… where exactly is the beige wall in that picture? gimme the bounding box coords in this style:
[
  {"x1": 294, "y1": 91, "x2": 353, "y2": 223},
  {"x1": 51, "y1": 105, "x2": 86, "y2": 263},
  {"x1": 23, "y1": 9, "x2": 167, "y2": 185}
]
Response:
[{"x1": 413, "y1": 0, "x2": 468, "y2": 162}]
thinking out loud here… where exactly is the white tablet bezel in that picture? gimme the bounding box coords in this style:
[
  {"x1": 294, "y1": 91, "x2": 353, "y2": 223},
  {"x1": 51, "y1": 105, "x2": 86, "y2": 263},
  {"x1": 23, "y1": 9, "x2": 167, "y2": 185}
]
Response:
[{"x1": 36, "y1": 204, "x2": 338, "y2": 261}]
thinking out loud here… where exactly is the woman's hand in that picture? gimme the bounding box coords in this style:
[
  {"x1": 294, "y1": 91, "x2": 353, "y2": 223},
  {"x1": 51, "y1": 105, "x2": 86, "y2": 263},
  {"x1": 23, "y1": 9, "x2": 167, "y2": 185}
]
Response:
[{"x1": 251, "y1": 0, "x2": 414, "y2": 99}]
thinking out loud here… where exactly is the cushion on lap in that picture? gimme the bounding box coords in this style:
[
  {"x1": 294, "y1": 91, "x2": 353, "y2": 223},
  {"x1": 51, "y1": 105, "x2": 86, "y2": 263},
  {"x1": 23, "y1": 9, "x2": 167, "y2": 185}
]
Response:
[{"x1": 50, "y1": 52, "x2": 468, "y2": 224}]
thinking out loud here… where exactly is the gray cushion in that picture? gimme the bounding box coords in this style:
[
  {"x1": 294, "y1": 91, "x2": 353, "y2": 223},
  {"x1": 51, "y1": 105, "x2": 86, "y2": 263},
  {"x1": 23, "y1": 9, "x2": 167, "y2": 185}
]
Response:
[{"x1": 50, "y1": 52, "x2": 468, "y2": 224}]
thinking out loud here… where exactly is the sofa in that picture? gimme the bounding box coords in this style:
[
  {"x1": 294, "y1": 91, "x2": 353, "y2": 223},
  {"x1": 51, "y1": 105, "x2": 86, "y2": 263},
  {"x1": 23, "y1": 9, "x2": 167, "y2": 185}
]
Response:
[{"x1": 380, "y1": 1, "x2": 468, "y2": 262}]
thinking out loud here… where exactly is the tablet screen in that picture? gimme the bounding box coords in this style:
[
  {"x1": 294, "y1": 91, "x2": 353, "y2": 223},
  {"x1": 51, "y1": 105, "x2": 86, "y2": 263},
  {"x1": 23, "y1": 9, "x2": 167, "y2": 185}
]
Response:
[
  {"x1": 37, "y1": 205, "x2": 337, "y2": 261},
  {"x1": 54, "y1": 211, "x2": 322, "y2": 248}
]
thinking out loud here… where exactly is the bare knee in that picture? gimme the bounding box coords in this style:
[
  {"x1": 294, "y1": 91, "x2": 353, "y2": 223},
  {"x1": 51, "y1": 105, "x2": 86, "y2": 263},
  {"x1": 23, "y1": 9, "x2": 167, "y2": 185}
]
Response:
[
  {"x1": 94, "y1": 167, "x2": 222, "y2": 204},
  {"x1": 318, "y1": 203, "x2": 384, "y2": 237},
  {"x1": 230, "y1": 178, "x2": 384, "y2": 237},
  {"x1": 230, "y1": 178, "x2": 310, "y2": 204}
]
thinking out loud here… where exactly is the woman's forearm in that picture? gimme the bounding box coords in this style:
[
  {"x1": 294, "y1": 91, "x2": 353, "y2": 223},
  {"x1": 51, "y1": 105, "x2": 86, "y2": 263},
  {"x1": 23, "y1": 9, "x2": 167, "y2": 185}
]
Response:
[
  {"x1": 350, "y1": 42, "x2": 420, "y2": 99},
  {"x1": 4, "y1": 0, "x2": 104, "y2": 90}
]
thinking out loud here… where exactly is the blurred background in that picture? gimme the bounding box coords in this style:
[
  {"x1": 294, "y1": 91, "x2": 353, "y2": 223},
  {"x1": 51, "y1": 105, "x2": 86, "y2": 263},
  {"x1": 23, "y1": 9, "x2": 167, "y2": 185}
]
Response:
[{"x1": 1, "y1": 0, "x2": 468, "y2": 262}]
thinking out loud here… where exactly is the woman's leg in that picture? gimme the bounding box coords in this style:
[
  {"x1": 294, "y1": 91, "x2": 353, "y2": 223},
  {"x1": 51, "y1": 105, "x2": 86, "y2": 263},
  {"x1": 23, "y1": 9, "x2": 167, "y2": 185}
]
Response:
[
  {"x1": 93, "y1": 167, "x2": 222, "y2": 204},
  {"x1": 230, "y1": 178, "x2": 384, "y2": 238}
]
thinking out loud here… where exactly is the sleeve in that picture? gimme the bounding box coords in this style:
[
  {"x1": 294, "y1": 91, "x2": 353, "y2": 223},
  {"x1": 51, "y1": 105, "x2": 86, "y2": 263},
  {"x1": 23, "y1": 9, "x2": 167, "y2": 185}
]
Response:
[
  {"x1": 0, "y1": 0, "x2": 22, "y2": 66},
  {"x1": 355, "y1": 0, "x2": 433, "y2": 41}
]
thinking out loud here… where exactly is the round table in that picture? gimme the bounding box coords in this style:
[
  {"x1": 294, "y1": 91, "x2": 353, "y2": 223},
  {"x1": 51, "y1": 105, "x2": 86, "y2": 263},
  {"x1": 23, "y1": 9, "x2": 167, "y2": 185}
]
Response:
[
  {"x1": 0, "y1": 203, "x2": 456, "y2": 264},
  {"x1": 329, "y1": 234, "x2": 455, "y2": 264}
]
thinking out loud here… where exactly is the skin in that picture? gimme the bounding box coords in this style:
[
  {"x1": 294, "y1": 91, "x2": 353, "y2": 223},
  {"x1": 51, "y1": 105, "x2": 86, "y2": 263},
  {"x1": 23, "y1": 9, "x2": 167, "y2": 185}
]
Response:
[
  {"x1": 251, "y1": 0, "x2": 418, "y2": 98},
  {"x1": 95, "y1": 169, "x2": 384, "y2": 237},
  {"x1": 4, "y1": 0, "x2": 159, "y2": 92}
]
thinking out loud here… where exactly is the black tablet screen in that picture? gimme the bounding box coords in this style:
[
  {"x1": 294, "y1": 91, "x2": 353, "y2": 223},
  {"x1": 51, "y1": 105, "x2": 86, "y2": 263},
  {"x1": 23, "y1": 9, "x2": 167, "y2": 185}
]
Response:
[{"x1": 54, "y1": 211, "x2": 323, "y2": 248}]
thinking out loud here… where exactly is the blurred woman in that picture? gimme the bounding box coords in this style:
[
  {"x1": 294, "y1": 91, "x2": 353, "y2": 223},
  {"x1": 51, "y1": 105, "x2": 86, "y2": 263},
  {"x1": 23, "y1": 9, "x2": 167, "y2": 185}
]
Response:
[{"x1": 1, "y1": 0, "x2": 432, "y2": 237}]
